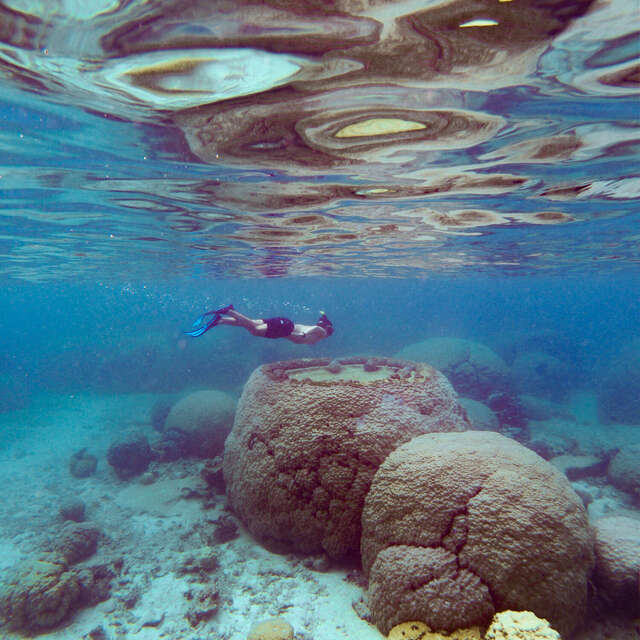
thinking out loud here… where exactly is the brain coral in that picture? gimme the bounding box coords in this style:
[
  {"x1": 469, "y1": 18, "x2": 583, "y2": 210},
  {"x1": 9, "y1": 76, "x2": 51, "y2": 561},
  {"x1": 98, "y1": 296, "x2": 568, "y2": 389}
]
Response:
[
  {"x1": 0, "y1": 553, "x2": 81, "y2": 632},
  {"x1": 361, "y1": 431, "x2": 594, "y2": 636},
  {"x1": 165, "y1": 389, "x2": 237, "y2": 458},
  {"x1": 223, "y1": 357, "x2": 470, "y2": 559}
]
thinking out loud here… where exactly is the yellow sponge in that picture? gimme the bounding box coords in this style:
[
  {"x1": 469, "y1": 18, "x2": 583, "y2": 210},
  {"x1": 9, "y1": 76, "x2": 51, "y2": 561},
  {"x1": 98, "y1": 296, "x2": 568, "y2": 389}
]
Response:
[
  {"x1": 247, "y1": 617, "x2": 294, "y2": 640},
  {"x1": 485, "y1": 611, "x2": 561, "y2": 640},
  {"x1": 388, "y1": 622, "x2": 431, "y2": 640},
  {"x1": 387, "y1": 621, "x2": 483, "y2": 640}
]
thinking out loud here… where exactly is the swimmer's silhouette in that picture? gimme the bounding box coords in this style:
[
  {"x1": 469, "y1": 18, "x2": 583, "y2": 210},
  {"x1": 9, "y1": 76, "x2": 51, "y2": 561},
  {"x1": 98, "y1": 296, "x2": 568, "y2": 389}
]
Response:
[{"x1": 185, "y1": 305, "x2": 333, "y2": 345}]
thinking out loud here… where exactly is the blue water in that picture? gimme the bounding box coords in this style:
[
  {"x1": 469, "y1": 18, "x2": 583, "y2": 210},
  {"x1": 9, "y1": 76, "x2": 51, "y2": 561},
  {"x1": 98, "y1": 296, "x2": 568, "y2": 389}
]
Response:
[
  {"x1": 0, "y1": 1, "x2": 639, "y2": 637},
  {"x1": 1, "y1": 274, "x2": 639, "y2": 402}
]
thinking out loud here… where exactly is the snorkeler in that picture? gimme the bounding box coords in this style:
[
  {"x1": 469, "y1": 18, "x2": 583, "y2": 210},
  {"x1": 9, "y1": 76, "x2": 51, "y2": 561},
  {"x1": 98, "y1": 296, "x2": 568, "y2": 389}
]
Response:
[{"x1": 185, "y1": 305, "x2": 333, "y2": 345}]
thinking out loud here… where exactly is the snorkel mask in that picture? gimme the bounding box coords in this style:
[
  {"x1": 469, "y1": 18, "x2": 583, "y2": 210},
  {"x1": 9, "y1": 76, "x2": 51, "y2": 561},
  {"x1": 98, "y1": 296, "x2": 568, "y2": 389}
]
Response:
[{"x1": 317, "y1": 311, "x2": 334, "y2": 336}]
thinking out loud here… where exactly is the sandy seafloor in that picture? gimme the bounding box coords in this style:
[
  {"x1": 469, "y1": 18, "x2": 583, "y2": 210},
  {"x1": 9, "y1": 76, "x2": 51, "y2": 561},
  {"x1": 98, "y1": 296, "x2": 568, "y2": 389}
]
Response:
[{"x1": 0, "y1": 391, "x2": 639, "y2": 640}]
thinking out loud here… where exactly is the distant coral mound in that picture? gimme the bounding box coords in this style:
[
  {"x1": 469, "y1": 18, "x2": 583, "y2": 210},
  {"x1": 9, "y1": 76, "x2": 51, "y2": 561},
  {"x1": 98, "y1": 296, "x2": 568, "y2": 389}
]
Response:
[
  {"x1": 165, "y1": 389, "x2": 236, "y2": 458},
  {"x1": 597, "y1": 339, "x2": 640, "y2": 424},
  {"x1": 396, "y1": 337, "x2": 509, "y2": 401},
  {"x1": 69, "y1": 448, "x2": 98, "y2": 478},
  {"x1": 511, "y1": 351, "x2": 570, "y2": 401},
  {"x1": 223, "y1": 357, "x2": 470, "y2": 559},
  {"x1": 361, "y1": 431, "x2": 594, "y2": 636}
]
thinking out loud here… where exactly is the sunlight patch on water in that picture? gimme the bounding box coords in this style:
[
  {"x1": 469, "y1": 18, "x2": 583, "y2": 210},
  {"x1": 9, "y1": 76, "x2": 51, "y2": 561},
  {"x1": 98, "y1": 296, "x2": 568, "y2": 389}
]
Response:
[
  {"x1": 334, "y1": 118, "x2": 427, "y2": 138},
  {"x1": 111, "y1": 48, "x2": 306, "y2": 109}
]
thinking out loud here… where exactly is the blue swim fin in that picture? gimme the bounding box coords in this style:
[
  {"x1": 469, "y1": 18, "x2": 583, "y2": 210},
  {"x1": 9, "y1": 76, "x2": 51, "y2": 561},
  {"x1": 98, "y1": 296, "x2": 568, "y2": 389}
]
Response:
[
  {"x1": 184, "y1": 305, "x2": 233, "y2": 337},
  {"x1": 184, "y1": 325, "x2": 211, "y2": 338}
]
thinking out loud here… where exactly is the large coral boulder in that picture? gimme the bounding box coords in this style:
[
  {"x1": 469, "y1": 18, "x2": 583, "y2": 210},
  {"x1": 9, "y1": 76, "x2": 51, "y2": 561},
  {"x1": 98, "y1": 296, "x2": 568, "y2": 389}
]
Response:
[
  {"x1": 223, "y1": 357, "x2": 470, "y2": 559},
  {"x1": 361, "y1": 431, "x2": 594, "y2": 636},
  {"x1": 593, "y1": 516, "x2": 640, "y2": 615},
  {"x1": 597, "y1": 339, "x2": 640, "y2": 424},
  {"x1": 165, "y1": 389, "x2": 237, "y2": 458},
  {"x1": 395, "y1": 337, "x2": 509, "y2": 401}
]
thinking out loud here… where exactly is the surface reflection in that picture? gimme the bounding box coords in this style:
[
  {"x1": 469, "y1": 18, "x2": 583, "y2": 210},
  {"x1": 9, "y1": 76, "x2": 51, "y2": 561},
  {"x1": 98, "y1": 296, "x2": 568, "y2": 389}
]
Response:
[{"x1": 0, "y1": 0, "x2": 637, "y2": 279}]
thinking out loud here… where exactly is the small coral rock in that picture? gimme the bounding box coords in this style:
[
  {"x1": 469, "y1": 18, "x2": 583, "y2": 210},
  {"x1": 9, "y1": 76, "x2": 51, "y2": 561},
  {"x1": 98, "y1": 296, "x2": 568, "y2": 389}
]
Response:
[
  {"x1": 59, "y1": 499, "x2": 86, "y2": 522},
  {"x1": 550, "y1": 454, "x2": 607, "y2": 481},
  {"x1": 107, "y1": 436, "x2": 152, "y2": 480},
  {"x1": 176, "y1": 547, "x2": 219, "y2": 580},
  {"x1": 84, "y1": 626, "x2": 108, "y2": 640},
  {"x1": 224, "y1": 358, "x2": 470, "y2": 559},
  {"x1": 247, "y1": 617, "x2": 294, "y2": 640},
  {"x1": 75, "y1": 562, "x2": 115, "y2": 606},
  {"x1": 593, "y1": 516, "x2": 640, "y2": 615},
  {"x1": 201, "y1": 457, "x2": 226, "y2": 492},
  {"x1": 361, "y1": 431, "x2": 594, "y2": 637},
  {"x1": 484, "y1": 610, "x2": 561, "y2": 640},
  {"x1": 52, "y1": 522, "x2": 100, "y2": 564},
  {"x1": 164, "y1": 389, "x2": 236, "y2": 458},
  {"x1": 607, "y1": 444, "x2": 640, "y2": 499},
  {"x1": 0, "y1": 553, "x2": 81, "y2": 631},
  {"x1": 212, "y1": 513, "x2": 239, "y2": 544},
  {"x1": 69, "y1": 448, "x2": 97, "y2": 478},
  {"x1": 184, "y1": 584, "x2": 219, "y2": 627}
]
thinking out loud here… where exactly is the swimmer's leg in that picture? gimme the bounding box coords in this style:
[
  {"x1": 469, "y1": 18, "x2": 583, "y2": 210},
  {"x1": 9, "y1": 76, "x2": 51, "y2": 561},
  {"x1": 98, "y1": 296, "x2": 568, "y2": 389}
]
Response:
[{"x1": 217, "y1": 309, "x2": 267, "y2": 336}]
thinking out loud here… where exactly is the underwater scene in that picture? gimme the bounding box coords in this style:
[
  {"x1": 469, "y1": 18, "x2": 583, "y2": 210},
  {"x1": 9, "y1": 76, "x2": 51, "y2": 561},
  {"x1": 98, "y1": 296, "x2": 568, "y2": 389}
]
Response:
[{"x1": 0, "y1": 1, "x2": 639, "y2": 639}]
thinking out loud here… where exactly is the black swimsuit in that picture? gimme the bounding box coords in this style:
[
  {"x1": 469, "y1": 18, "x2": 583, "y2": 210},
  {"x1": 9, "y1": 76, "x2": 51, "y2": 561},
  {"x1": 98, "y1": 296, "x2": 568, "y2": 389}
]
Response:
[{"x1": 263, "y1": 317, "x2": 294, "y2": 339}]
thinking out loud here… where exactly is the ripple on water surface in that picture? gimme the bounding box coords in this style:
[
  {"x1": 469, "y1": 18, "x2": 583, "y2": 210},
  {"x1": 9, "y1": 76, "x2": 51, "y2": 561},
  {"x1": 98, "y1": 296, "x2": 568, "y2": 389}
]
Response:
[{"x1": 0, "y1": 0, "x2": 637, "y2": 279}]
